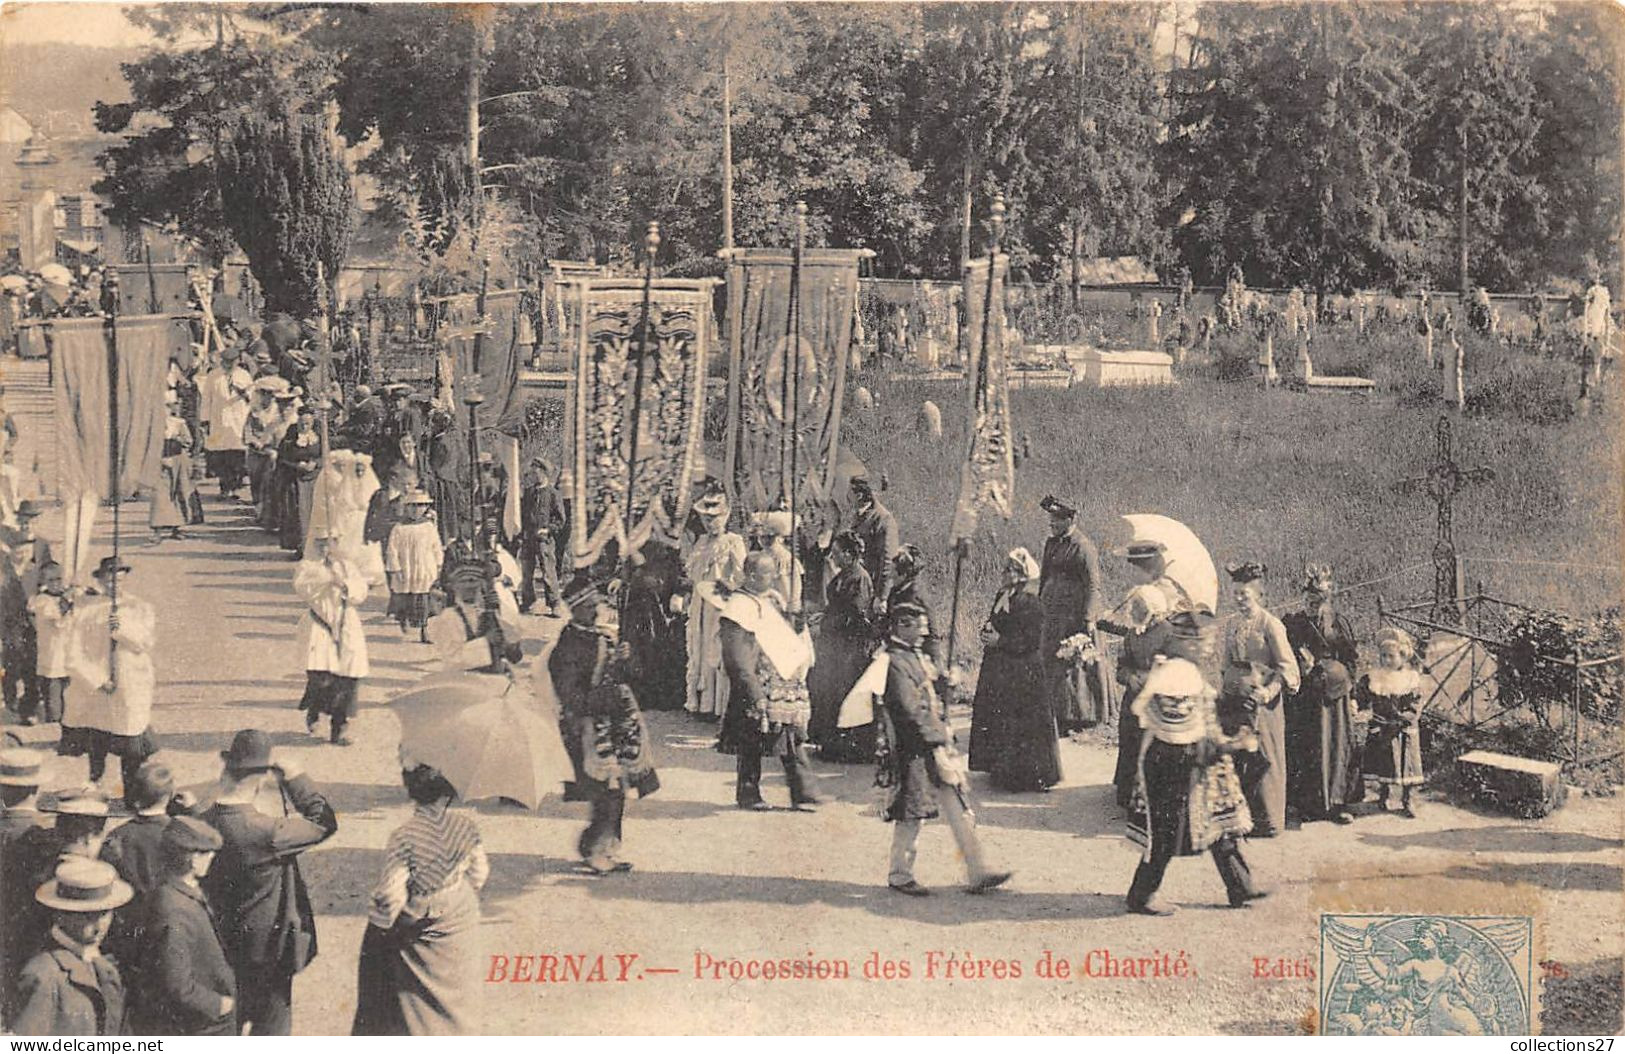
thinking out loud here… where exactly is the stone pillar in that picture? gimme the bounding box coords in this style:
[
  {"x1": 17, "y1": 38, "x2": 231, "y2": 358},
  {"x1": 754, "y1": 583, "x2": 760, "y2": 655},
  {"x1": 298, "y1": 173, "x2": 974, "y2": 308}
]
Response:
[{"x1": 14, "y1": 139, "x2": 59, "y2": 271}]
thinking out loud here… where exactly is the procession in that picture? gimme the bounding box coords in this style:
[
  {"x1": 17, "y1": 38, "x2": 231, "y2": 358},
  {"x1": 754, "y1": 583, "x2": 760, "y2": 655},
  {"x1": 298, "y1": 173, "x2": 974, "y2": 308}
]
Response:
[{"x1": 0, "y1": 0, "x2": 1621, "y2": 1040}]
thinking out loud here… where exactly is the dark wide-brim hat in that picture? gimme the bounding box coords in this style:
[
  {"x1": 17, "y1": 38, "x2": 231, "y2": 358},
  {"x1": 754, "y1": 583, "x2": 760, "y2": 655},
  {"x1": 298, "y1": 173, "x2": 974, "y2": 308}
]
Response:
[
  {"x1": 1040, "y1": 494, "x2": 1077, "y2": 518},
  {"x1": 1167, "y1": 608, "x2": 1218, "y2": 639},
  {"x1": 14, "y1": 500, "x2": 41, "y2": 519},
  {"x1": 94, "y1": 556, "x2": 132, "y2": 578},
  {"x1": 220, "y1": 729, "x2": 275, "y2": 774},
  {"x1": 562, "y1": 573, "x2": 601, "y2": 608}
]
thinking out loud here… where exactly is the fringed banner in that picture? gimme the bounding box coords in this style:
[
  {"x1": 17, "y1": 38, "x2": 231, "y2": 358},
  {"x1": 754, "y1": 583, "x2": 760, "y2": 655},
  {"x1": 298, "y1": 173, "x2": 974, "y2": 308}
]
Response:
[
  {"x1": 433, "y1": 286, "x2": 530, "y2": 433},
  {"x1": 722, "y1": 248, "x2": 871, "y2": 518},
  {"x1": 950, "y1": 252, "x2": 1015, "y2": 543},
  {"x1": 570, "y1": 278, "x2": 716, "y2": 569}
]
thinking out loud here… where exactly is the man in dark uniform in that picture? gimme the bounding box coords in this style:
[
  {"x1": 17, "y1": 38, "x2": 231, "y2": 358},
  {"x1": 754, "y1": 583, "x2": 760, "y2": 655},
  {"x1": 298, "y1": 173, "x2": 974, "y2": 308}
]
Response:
[
  {"x1": 547, "y1": 575, "x2": 657, "y2": 874},
  {"x1": 847, "y1": 476, "x2": 899, "y2": 618},
  {"x1": 11, "y1": 859, "x2": 129, "y2": 1036},
  {"x1": 875, "y1": 603, "x2": 1009, "y2": 896},
  {"x1": 0, "y1": 747, "x2": 49, "y2": 1019},
  {"x1": 128, "y1": 817, "x2": 236, "y2": 1036},
  {"x1": 519, "y1": 456, "x2": 566, "y2": 614},
  {"x1": 1037, "y1": 495, "x2": 1110, "y2": 734},
  {"x1": 198, "y1": 731, "x2": 337, "y2": 1036}
]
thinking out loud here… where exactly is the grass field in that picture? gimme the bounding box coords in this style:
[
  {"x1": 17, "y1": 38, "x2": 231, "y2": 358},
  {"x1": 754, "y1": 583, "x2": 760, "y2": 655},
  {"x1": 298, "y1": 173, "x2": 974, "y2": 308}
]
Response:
[{"x1": 840, "y1": 334, "x2": 1622, "y2": 663}]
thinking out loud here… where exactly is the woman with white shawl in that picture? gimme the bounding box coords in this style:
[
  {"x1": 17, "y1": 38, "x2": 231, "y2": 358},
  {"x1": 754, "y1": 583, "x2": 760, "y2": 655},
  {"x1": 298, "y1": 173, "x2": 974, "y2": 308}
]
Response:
[{"x1": 305, "y1": 449, "x2": 357, "y2": 557}]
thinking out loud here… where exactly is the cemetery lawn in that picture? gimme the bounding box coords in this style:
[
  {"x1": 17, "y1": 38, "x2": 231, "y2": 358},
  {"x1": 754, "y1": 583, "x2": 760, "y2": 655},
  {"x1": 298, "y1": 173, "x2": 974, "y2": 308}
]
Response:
[{"x1": 842, "y1": 369, "x2": 1622, "y2": 653}]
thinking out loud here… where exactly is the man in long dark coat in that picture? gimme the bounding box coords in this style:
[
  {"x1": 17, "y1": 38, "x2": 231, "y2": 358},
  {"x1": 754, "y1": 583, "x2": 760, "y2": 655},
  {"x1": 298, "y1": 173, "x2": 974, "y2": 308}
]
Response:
[
  {"x1": 128, "y1": 818, "x2": 236, "y2": 1036},
  {"x1": 547, "y1": 575, "x2": 657, "y2": 873},
  {"x1": 1037, "y1": 495, "x2": 1111, "y2": 734},
  {"x1": 519, "y1": 457, "x2": 566, "y2": 614},
  {"x1": 198, "y1": 731, "x2": 337, "y2": 1036},
  {"x1": 846, "y1": 476, "x2": 899, "y2": 617}
]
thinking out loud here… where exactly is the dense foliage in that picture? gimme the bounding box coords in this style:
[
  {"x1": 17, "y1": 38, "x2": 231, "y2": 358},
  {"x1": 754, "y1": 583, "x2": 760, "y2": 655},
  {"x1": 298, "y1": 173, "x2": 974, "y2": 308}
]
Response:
[{"x1": 94, "y1": 2, "x2": 1623, "y2": 295}]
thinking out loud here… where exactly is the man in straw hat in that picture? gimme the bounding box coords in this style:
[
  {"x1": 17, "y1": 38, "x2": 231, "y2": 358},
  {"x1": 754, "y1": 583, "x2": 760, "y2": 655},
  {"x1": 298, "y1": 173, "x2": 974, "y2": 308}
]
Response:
[
  {"x1": 126, "y1": 817, "x2": 235, "y2": 1036},
  {"x1": 295, "y1": 531, "x2": 371, "y2": 746},
  {"x1": 199, "y1": 730, "x2": 337, "y2": 1035},
  {"x1": 547, "y1": 573, "x2": 658, "y2": 874},
  {"x1": 61, "y1": 557, "x2": 156, "y2": 805},
  {"x1": 11, "y1": 858, "x2": 130, "y2": 1035}
]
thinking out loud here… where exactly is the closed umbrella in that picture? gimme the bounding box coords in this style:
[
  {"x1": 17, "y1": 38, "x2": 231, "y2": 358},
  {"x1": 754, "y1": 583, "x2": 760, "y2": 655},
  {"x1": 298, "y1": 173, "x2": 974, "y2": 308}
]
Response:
[
  {"x1": 391, "y1": 670, "x2": 571, "y2": 809},
  {"x1": 1119, "y1": 513, "x2": 1220, "y2": 613}
]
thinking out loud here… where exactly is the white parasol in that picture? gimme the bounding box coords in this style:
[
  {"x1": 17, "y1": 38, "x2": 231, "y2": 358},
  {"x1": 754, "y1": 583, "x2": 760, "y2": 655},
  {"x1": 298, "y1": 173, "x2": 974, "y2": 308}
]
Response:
[
  {"x1": 37, "y1": 263, "x2": 72, "y2": 286},
  {"x1": 1119, "y1": 513, "x2": 1219, "y2": 613}
]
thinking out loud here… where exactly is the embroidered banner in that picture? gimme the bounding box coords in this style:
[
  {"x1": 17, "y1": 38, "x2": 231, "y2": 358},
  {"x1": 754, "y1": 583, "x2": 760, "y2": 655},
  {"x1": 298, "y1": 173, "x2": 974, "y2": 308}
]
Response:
[
  {"x1": 722, "y1": 248, "x2": 871, "y2": 519},
  {"x1": 950, "y1": 252, "x2": 1015, "y2": 543},
  {"x1": 569, "y1": 278, "x2": 717, "y2": 568}
]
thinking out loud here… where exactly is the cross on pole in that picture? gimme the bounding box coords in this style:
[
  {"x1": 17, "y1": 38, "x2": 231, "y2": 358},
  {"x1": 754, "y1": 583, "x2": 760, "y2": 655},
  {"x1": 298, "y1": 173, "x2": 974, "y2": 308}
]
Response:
[{"x1": 1394, "y1": 415, "x2": 1494, "y2": 623}]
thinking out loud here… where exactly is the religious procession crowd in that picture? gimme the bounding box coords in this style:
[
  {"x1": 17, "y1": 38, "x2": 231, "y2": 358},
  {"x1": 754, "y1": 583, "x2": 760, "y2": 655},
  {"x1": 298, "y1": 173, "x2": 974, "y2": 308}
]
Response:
[{"x1": 0, "y1": 316, "x2": 1436, "y2": 1037}]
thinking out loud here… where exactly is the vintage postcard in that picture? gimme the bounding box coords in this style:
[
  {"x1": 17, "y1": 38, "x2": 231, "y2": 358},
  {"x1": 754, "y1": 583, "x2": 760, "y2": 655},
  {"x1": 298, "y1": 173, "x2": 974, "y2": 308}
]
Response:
[{"x1": 0, "y1": 0, "x2": 1620, "y2": 1038}]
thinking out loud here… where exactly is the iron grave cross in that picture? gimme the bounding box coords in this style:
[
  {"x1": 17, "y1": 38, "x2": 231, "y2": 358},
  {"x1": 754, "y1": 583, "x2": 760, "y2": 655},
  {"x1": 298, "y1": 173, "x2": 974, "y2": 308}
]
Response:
[{"x1": 1394, "y1": 415, "x2": 1494, "y2": 623}]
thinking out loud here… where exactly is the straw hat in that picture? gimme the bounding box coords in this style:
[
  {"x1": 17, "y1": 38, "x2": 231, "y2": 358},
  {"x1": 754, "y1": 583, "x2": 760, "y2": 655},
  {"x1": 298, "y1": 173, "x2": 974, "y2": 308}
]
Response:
[{"x1": 35, "y1": 859, "x2": 132, "y2": 913}]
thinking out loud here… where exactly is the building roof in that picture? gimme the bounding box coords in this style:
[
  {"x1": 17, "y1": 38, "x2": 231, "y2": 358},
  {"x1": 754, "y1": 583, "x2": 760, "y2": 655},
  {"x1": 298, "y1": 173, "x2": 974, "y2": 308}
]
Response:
[{"x1": 0, "y1": 107, "x2": 34, "y2": 145}]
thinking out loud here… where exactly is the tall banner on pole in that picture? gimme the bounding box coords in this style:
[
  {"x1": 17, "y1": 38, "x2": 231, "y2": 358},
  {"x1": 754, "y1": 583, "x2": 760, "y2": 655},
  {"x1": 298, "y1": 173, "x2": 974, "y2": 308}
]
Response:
[
  {"x1": 722, "y1": 247, "x2": 871, "y2": 518},
  {"x1": 949, "y1": 249, "x2": 1015, "y2": 543},
  {"x1": 50, "y1": 313, "x2": 172, "y2": 583},
  {"x1": 569, "y1": 277, "x2": 717, "y2": 569}
]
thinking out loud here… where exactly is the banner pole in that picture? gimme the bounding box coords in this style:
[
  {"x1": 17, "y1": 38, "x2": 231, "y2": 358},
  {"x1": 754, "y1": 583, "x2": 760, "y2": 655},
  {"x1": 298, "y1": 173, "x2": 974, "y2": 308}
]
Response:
[
  {"x1": 622, "y1": 222, "x2": 660, "y2": 565},
  {"x1": 101, "y1": 270, "x2": 122, "y2": 689},
  {"x1": 787, "y1": 201, "x2": 806, "y2": 613},
  {"x1": 947, "y1": 194, "x2": 1005, "y2": 671}
]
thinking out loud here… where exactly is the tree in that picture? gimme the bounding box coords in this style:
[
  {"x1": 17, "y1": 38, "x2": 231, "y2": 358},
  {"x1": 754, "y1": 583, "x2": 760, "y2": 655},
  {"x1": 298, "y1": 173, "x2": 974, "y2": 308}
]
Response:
[
  {"x1": 1022, "y1": 3, "x2": 1167, "y2": 296},
  {"x1": 93, "y1": 5, "x2": 331, "y2": 264},
  {"x1": 1165, "y1": 3, "x2": 1427, "y2": 292},
  {"x1": 216, "y1": 108, "x2": 356, "y2": 317}
]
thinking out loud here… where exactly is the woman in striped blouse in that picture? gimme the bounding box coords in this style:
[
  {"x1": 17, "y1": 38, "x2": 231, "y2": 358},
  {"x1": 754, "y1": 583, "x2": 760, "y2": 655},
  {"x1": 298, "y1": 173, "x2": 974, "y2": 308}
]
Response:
[{"x1": 353, "y1": 762, "x2": 489, "y2": 1035}]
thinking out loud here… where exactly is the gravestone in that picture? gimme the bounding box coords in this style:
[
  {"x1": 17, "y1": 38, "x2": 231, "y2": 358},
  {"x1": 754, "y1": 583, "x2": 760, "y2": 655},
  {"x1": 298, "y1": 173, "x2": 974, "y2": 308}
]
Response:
[
  {"x1": 1457, "y1": 750, "x2": 1565, "y2": 817},
  {"x1": 916, "y1": 399, "x2": 942, "y2": 439},
  {"x1": 852, "y1": 385, "x2": 874, "y2": 411}
]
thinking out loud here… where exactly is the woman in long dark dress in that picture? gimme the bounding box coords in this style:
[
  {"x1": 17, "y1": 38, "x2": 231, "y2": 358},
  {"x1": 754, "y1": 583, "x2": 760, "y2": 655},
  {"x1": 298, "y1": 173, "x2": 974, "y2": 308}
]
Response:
[
  {"x1": 1282, "y1": 564, "x2": 1363, "y2": 824},
  {"x1": 621, "y1": 542, "x2": 688, "y2": 711},
  {"x1": 275, "y1": 407, "x2": 323, "y2": 557},
  {"x1": 969, "y1": 547, "x2": 1060, "y2": 791},
  {"x1": 808, "y1": 531, "x2": 873, "y2": 762},
  {"x1": 354, "y1": 763, "x2": 487, "y2": 1035}
]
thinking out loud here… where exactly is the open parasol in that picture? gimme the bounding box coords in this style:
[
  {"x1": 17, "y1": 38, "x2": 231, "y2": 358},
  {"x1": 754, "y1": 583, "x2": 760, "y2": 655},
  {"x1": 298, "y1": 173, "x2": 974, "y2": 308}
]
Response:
[
  {"x1": 1118, "y1": 513, "x2": 1220, "y2": 613},
  {"x1": 37, "y1": 263, "x2": 72, "y2": 286},
  {"x1": 390, "y1": 671, "x2": 571, "y2": 809},
  {"x1": 0, "y1": 274, "x2": 28, "y2": 293}
]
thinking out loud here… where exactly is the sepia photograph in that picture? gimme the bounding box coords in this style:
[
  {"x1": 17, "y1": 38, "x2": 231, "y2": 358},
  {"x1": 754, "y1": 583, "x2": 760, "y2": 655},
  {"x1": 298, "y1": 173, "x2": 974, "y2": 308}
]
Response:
[{"x1": 0, "y1": 0, "x2": 1619, "y2": 1037}]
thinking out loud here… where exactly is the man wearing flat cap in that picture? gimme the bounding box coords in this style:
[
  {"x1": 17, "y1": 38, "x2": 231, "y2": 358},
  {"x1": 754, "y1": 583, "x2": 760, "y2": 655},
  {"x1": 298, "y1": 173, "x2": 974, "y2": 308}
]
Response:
[
  {"x1": 1037, "y1": 495, "x2": 1111, "y2": 734},
  {"x1": 11, "y1": 858, "x2": 130, "y2": 1035},
  {"x1": 846, "y1": 475, "x2": 900, "y2": 618},
  {"x1": 128, "y1": 817, "x2": 235, "y2": 1036},
  {"x1": 199, "y1": 731, "x2": 337, "y2": 1035}
]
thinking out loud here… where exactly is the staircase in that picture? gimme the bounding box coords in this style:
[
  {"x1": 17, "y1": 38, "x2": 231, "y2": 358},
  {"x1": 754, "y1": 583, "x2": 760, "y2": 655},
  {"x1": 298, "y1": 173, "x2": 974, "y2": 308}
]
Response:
[{"x1": 1, "y1": 356, "x2": 57, "y2": 499}]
